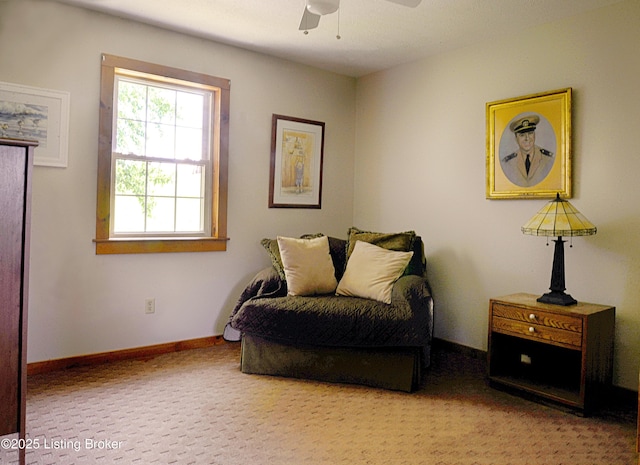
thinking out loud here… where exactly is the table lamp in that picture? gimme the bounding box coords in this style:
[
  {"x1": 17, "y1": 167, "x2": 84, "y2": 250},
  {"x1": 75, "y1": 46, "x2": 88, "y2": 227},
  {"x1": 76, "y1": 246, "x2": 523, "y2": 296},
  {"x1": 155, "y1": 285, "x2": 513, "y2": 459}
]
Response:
[{"x1": 521, "y1": 193, "x2": 597, "y2": 306}]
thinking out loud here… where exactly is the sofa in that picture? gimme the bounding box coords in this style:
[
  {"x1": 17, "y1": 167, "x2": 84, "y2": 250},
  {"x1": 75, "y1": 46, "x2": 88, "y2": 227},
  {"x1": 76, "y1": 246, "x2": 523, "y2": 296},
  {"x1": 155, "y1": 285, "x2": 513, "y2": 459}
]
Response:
[{"x1": 224, "y1": 228, "x2": 434, "y2": 392}]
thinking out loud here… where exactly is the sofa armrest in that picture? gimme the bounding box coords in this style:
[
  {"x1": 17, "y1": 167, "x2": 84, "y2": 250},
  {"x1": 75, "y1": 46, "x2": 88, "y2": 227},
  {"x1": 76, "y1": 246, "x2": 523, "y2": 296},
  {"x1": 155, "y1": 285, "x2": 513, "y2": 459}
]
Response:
[
  {"x1": 391, "y1": 275, "x2": 431, "y2": 301},
  {"x1": 239, "y1": 266, "x2": 286, "y2": 303},
  {"x1": 391, "y1": 274, "x2": 434, "y2": 339},
  {"x1": 224, "y1": 266, "x2": 286, "y2": 341}
]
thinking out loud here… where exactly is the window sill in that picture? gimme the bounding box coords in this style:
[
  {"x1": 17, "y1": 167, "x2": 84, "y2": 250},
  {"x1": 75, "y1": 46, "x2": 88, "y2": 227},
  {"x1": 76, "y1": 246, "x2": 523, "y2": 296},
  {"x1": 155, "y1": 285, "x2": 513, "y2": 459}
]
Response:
[{"x1": 94, "y1": 237, "x2": 229, "y2": 255}]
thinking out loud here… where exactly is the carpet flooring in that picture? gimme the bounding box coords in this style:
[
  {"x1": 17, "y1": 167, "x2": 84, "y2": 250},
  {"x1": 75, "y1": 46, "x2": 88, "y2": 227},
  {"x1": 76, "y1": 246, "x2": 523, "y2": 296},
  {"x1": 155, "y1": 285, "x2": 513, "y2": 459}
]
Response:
[{"x1": 1, "y1": 342, "x2": 636, "y2": 465}]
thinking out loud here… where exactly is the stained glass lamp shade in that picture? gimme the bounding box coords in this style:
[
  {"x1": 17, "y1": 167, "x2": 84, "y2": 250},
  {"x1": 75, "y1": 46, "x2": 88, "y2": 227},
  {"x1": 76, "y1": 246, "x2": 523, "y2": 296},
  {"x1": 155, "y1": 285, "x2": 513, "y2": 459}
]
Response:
[{"x1": 521, "y1": 194, "x2": 597, "y2": 305}]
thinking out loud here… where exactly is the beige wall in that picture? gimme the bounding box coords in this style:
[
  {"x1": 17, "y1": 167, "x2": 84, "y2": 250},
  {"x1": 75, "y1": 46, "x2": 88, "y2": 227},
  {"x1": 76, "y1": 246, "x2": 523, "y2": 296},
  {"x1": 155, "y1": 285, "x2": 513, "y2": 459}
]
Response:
[
  {"x1": 354, "y1": 0, "x2": 640, "y2": 390},
  {"x1": 1, "y1": 0, "x2": 638, "y2": 392},
  {"x1": 0, "y1": 1, "x2": 356, "y2": 362}
]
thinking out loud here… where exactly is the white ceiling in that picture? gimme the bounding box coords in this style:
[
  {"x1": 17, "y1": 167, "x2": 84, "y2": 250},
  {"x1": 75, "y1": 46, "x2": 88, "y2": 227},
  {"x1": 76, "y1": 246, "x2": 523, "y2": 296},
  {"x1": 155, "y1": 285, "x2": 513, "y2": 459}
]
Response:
[{"x1": 53, "y1": 0, "x2": 622, "y2": 77}]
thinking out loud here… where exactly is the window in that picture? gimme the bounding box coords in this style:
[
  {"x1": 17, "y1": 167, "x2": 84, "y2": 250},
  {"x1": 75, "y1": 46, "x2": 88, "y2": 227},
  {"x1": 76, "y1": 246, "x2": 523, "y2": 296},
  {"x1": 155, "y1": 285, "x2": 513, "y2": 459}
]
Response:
[{"x1": 95, "y1": 55, "x2": 230, "y2": 254}]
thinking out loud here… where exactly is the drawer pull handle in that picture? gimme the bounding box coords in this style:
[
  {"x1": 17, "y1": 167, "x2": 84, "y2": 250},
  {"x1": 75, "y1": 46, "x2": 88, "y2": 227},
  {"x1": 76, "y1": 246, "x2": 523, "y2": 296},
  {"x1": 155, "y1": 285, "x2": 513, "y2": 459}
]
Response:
[
  {"x1": 529, "y1": 313, "x2": 536, "y2": 321},
  {"x1": 528, "y1": 326, "x2": 535, "y2": 333}
]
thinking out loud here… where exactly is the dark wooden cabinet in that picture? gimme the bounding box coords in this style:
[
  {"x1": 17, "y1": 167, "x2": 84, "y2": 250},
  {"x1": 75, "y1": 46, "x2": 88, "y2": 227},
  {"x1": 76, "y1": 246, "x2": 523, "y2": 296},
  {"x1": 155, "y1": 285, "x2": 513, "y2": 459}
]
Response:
[
  {"x1": 488, "y1": 293, "x2": 615, "y2": 415},
  {"x1": 0, "y1": 138, "x2": 36, "y2": 464}
]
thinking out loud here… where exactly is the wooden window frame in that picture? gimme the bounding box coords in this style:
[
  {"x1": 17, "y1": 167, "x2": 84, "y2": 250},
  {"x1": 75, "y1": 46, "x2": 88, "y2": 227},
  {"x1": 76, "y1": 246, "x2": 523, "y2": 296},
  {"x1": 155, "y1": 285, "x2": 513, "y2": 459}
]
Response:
[{"x1": 95, "y1": 54, "x2": 230, "y2": 254}]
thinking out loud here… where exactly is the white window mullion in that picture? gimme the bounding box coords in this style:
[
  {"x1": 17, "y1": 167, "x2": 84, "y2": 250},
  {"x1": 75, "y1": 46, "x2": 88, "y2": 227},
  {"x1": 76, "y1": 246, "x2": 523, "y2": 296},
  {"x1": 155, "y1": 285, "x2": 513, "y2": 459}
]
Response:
[
  {"x1": 173, "y1": 163, "x2": 178, "y2": 232},
  {"x1": 144, "y1": 160, "x2": 149, "y2": 233}
]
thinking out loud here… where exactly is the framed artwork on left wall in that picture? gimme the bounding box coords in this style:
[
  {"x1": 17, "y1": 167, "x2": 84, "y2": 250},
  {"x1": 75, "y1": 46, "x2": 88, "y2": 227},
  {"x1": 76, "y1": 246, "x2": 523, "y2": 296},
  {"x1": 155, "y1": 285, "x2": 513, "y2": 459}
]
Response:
[
  {"x1": 269, "y1": 114, "x2": 325, "y2": 208},
  {"x1": 0, "y1": 81, "x2": 70, "y2": 168}
]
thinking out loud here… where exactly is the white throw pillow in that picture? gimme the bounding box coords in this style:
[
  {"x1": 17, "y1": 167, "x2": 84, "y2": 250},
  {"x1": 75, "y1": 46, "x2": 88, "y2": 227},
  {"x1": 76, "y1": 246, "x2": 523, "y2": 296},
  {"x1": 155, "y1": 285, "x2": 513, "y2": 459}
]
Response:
[
  {"x1": 336, "y1": 240, "x2": 413, "y2": 304},
  {"x1": 277, "y1": 235, "x2": 338, "y2": 296}
]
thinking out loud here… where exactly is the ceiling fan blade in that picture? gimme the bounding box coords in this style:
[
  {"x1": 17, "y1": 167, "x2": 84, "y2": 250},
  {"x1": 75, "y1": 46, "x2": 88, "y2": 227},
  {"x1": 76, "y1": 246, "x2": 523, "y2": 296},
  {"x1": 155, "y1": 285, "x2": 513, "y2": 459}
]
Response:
[
  {"x1": 384, "y1": 0, "x2": 422, "y2": 7},
  {"x1": 299, "y1": 7, "x2": 321, "y2": 30}
]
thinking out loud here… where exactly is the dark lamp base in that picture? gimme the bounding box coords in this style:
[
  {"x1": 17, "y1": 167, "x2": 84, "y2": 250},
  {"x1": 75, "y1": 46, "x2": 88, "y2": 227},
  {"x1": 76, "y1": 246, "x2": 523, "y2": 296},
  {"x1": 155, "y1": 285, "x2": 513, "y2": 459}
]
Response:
[{"x1": 537, "y1": 291, "x2": 577, "y2": 306}]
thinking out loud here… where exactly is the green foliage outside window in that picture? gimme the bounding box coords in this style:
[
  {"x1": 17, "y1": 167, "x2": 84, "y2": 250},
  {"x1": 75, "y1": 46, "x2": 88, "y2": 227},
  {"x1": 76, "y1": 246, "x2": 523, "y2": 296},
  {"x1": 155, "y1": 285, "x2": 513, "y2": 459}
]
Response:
[{"x1": 116, "y1": 80, "x2": 173, "y2": 218}]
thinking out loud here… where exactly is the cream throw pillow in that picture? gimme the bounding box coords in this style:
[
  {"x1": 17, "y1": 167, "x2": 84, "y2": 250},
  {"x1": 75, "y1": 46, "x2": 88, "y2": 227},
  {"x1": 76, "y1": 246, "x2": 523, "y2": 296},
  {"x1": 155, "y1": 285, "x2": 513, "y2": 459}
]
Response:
[
  {"x1": 277, "y1": 235, "x2": 338, "y2": 296},
  {"x1": 336, "y1": 240, "x2": 413, "y2": 304}
]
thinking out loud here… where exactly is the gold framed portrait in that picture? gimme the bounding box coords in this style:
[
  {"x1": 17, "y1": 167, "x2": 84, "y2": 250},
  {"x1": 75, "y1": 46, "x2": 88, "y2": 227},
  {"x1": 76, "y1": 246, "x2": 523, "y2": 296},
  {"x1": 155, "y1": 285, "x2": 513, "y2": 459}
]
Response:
[{"x1": 486, "y1": 88, "x2": 572, "y2": 199}]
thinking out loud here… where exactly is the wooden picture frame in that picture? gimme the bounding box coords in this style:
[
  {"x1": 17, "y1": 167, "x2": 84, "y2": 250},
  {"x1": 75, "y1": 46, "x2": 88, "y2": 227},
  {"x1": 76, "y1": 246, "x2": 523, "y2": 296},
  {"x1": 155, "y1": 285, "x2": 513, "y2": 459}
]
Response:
[
  {"x1": 486, "y1": 88, "x2": 571, "y2": 199},
  {"x1": 269, "y1": 114, "x2": 325, "y2": 208},
  {"x1": 0, "y1": 81, "x2": 70, "y2": 168}
]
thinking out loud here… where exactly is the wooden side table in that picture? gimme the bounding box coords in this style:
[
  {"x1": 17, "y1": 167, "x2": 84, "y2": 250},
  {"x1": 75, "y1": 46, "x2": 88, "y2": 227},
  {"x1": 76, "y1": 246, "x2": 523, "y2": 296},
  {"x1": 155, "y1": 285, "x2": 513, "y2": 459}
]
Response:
[{"x1": 487, "y1": 293, "x2": 615, "y2": 414}]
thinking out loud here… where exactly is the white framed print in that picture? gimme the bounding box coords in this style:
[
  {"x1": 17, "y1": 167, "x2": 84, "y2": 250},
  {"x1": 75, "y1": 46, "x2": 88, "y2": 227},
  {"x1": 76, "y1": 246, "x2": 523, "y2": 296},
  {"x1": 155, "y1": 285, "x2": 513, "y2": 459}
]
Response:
[{"x1": 0, "y1": 81, "x2": 70, "y2": 167}]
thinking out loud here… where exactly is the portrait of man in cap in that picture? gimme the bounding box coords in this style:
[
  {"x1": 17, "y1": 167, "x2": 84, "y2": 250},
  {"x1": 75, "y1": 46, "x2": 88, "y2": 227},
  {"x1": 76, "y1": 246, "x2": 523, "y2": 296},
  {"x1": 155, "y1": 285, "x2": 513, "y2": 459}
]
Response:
[{"x1": 499, "y1": 113, "x2": 555, "y2": 187}]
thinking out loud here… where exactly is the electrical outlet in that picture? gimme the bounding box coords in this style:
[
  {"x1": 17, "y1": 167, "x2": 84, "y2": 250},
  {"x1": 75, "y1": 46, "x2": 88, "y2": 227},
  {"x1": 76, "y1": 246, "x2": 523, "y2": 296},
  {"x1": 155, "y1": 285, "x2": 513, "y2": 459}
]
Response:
[{"x1": 145, "y1": 298, "x2": 155, "y2": 314}]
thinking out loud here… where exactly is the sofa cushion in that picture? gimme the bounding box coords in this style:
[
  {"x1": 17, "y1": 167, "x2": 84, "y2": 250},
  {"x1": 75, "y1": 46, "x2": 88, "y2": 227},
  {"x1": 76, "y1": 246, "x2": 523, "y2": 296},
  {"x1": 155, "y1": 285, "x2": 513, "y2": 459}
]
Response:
[
  {"x1": 336, "y1": 241, "x2": 413, "y2": 304},
  {"x1": 303, "y1": 234, "x2": 347, "y2": 281},
  {"x1": 277, "y1": 235, "x2": 338, "y2": 296},
  {"x1": 261, "y1": 237, "x2": 287, "y2": 280},
  {"x1": 346, "y1": 227, "x2": 416, "y2": 259},
  {"x1": 230, "y1": 272, "x2": 433, "y2": 348},
  {"x1": 262, "y1": 235, "x2": 347, "y2": 282},
  {"x1": 406, "y1": 236, "x2": 426, "y2": 277}
]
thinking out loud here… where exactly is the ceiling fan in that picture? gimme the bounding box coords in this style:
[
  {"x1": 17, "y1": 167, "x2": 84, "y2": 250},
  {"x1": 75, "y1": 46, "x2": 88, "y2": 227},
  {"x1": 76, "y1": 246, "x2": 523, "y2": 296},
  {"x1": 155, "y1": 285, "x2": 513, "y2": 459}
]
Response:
[{"x1": 299, "y1": 0, "x2": 422, "y2": 33}]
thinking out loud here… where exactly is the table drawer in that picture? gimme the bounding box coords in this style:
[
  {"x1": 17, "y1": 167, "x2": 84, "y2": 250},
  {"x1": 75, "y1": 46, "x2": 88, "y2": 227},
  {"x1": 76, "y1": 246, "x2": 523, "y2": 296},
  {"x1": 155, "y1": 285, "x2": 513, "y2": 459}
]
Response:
[
  {"x1": 492, "y1": 316, "x2": 582, "y2": 347},
  {"x1": 492, "y1": 303, "x2": 582, "y2": 333}
]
